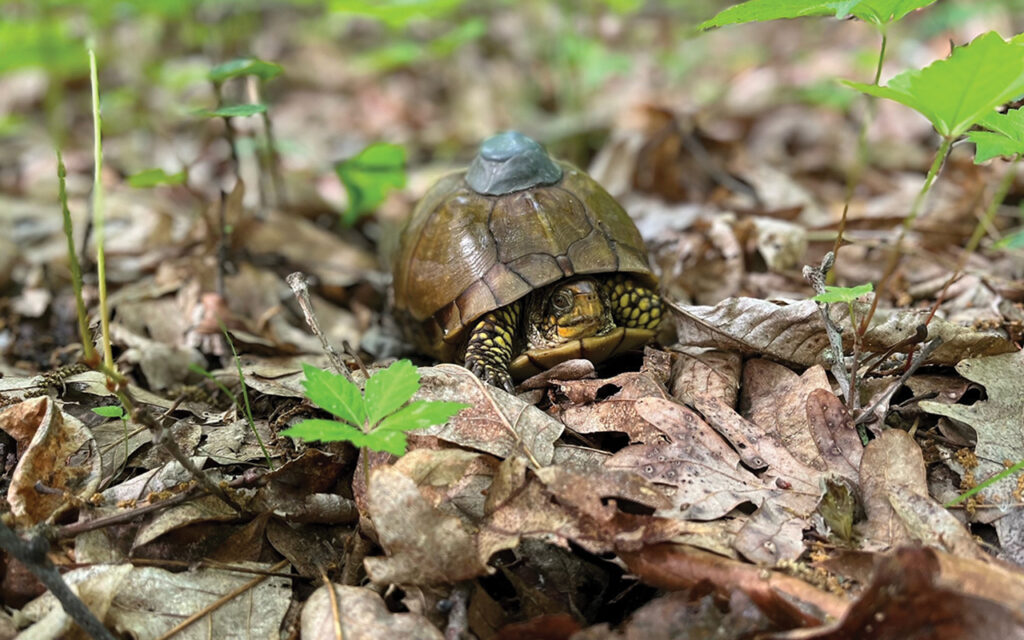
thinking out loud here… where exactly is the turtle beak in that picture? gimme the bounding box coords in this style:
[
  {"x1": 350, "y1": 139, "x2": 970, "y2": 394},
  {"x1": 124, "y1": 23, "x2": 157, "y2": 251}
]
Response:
[{"x1": 555, "y1": 289, "x2": 605, "y2": 340}]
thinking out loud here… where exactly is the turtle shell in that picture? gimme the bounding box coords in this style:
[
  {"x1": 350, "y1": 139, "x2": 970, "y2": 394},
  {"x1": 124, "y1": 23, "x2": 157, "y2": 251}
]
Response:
[{"x1": 393, "y1": 159, "x2": 656, "y2": 366}]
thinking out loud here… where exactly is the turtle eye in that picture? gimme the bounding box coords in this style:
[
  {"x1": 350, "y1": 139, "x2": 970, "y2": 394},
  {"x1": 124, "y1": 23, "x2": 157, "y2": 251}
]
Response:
[{"x1": 552, "y1": 290, "x2": 574, "y2": 315}]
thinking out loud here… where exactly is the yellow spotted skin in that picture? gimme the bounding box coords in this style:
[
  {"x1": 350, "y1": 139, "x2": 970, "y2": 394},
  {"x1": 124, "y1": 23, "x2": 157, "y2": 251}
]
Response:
[
  {"x1": 603, "y1": 274, "x2": 662, "y2": 330},
  {"x1": 465, "y1": 303, "x2": 521, "y2": 392}
]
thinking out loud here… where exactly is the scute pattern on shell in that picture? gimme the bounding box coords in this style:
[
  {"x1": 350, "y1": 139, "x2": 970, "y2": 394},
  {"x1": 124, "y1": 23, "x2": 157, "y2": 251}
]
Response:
[{"x1": 393, "y1": 161, "x2": 655, "y2": 361}]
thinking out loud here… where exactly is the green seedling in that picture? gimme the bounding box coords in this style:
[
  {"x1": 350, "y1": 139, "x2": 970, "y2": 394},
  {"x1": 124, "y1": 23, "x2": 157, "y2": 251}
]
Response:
[
  {"x1": 334, "y1": 142, "x2": 407, "y2": 226},
  {"x1": 92, "y1": 405, "x2": 127, "y2": 421},
  {"x1": 281, "y1": 361, "x2": 468, "y2": 456}
]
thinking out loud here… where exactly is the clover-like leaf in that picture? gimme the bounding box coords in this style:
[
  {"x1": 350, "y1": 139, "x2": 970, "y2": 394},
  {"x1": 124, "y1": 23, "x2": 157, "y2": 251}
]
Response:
[
  {"x1": 301, "y1": 363, "x2": 366, "y2": 427},
  {"x1": 813, "y1": 283, "x2": 874, "y2": 303},
  {"x1": 335, "y1": 142, "x2": 407, "y2": 225},
  {"x1": 844, "y1": 32, "x2": 1024, "y2": 138}
]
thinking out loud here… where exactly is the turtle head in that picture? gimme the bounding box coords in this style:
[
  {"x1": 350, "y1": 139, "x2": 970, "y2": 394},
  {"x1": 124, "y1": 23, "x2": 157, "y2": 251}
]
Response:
[
  {"x1": 537, "y1": 278, "x2": 613, "y2": 344},
  {"x1": 466, "y1": 131, "x2": 563, "y2": 196}
]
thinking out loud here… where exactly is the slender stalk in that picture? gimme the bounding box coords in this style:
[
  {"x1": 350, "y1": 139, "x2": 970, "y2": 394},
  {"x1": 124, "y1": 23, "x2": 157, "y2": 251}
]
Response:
[
  {"x1": 58, "y1": 151, "x2": 96, "y2": 364},
  {"x1": 830, "y1": 33, "x2": 888, "y2": 277},
  {"x1": 858, "y1": 135, "x2": 953, "y2": 335},
  {"x1": 89, "y1": 49, "x2": 113, "y2": 370}
]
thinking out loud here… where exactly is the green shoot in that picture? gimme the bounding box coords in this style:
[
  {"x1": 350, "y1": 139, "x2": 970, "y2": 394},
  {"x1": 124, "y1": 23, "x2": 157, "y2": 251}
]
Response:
[
  {"x1": 281, "y1": 361, "x2": 468, "y2": 456},
  {"x1": 946, "y1": 457, "x2": 1024, "y2": 508},
  {"x1": 89, "y1": 47, "x2": 114, "y2": 370},
  {"x1": 812, "y1": 283, "x2": 874, "y2": 304},
  {"x1": 57, "y1": 150, "x2": 96, "y2": 364},
  {"x1": 209, "y1": 58, "x2": 282, "y2": 84},
  {"x1": 203, "y1": 103, "x2": 268, "y2": 118},
  {"x1": 334, "y1": 142, "x2": 407, "y2": 226},
  {"x1": 92, "y1": 405, "x2": 126, "y2": 420}
]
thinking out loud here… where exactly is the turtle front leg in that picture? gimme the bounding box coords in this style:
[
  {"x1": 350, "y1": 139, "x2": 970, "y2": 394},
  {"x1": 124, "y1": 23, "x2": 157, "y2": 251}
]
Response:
[
  {"x1": 603, "y1": 275, "x2": 663, "y2": 330},
  {"x1": 464, "y1": 302, "x2": 521, "y2": 393}
]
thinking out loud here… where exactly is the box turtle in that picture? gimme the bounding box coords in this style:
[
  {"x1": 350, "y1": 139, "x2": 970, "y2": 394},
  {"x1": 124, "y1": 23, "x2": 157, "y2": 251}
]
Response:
[{"x1": 393, "y1": 131, "x2": 662, "y2": 392}]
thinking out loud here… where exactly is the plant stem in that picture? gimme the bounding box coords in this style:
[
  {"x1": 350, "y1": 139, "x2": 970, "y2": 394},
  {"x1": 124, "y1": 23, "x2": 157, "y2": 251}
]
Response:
[
  {"x1": 830, "y1": 32, "x2": 887, "y2": 278},
  {"x1": 89, "y1": 49, "x2": 113, "y2": 370},
  {"x1": 58, "y1": 151, "x2": 97, "y2": 364},
  {"x1": 858, "y1": 135, "x2": 953, "y2": 335}
]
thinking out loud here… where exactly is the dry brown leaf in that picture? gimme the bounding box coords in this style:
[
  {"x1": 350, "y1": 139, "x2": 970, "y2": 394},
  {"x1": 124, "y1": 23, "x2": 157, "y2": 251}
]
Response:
[
  {"x1": 3, "y1": 397, "x2": 100, "y2": 526},
  {"x1": 862, "y1": 308, "x2": 1016, "y2": 366},
  {"x1": 733, "y1": 501, "x2": 807, "y2": 564},
  {"x1": 857, "y1": 430, "x2": 927, "y2": 548},
  {"x1": 365, "y1": 466, "x2": 490, "y2": 586},
  {"x1": 556, "y1": 371, "x2": 671, "y2": 442},
  {"x1": 671, "y1": 297, "x2": 830, "y2": 367},
  {"x1": 416, "y1": 364, "x2": 563, "y2": 465},
  {"x1": 770, "y1": 547, "x2": 1024, "y2": 640},
  {"x1": 670, "y1": 348, "x2": 742, "y2": 409},
  {"x1": 300, "y1": 584, "x2": 444, "y2": 640}
]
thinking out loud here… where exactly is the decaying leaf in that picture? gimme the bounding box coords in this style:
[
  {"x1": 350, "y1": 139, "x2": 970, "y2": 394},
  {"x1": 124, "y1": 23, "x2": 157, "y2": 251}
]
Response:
[
  {"x1": 2, "y1": 397, "x2": 101, "y2": 526},
  {"x1": 300, "y1": 585, "x2": 443, "y2": 640}
]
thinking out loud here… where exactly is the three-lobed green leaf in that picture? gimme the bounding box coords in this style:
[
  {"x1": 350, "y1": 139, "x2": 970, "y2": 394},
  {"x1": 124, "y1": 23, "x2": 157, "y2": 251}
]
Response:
[
  {"x1": 844, "y1": 32, "x2": 1024, "y2": 139},
  {"x1": 281, "y1": 360, "x2": 469, "y2": 455},
  {"x1": 334, "y1": 142, "x2": 407, "y2": 225}
]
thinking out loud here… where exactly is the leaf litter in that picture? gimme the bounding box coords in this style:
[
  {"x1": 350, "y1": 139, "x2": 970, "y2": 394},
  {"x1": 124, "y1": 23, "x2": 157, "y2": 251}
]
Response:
[{"x1": 3, "y1": 4, "x2": 1024, "y2": 639}]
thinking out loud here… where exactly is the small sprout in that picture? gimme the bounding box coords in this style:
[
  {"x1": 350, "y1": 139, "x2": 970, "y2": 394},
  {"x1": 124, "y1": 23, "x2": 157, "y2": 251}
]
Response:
[
  {"x1": 334, "y1": 142, "x2": 407, "y2": 226},
  {"x1": 813, "y1": 283, "x2": 873, "y2": 304},
  {"x1": 281, "y1": 361, "x2": 468, "y2": 456},
  {"x1": 92, "y1": 405, "x2": 126, "y2": 420}
]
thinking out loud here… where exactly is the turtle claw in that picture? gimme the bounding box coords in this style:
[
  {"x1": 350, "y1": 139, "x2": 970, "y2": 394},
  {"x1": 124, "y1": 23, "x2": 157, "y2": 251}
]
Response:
[{"x1": 468, "y1": 362, "x2": 514, "y2": 394}]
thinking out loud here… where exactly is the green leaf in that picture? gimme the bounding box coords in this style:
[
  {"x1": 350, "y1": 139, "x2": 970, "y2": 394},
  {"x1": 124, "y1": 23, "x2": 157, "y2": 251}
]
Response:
[
  {"x1": 204, "y1": 103, "x2": 268, "y2": 118},
  {"x1": 994, "y1": 228, "x2": 1024, "y2": 250},
  {"x1": 967, "y1": 131, "x2": 1024, "y2": 163},
  {"x1": 813, "y1": 283, "x2": 874, "y2": 303},
  {"x1": 699, "y1": 0, "x2": 935, "y2": 29},
  {"x1": 844, "y1": 32, "x2": 1024, "y2": 138},
  {"x1": 209, "y1": 58, "x2": 283, "y2": 83},
  {"x1": 364, "y1": 360, "x2": 420, "y2": 426},
  {"x1": 377, "y1": 400, "x2": 469, "y2": 433},
  {"x1": 127, "y1": 168, "x2": 187, "y2": 188},
  {"x1": 92, "y1": 405, "x2": 126, "y2": 419},
  {"x1": 334, "y1": 142, "x2": 407, "y2": 225},
  {"x1": 301, "y1": 363, "x2": 367, "y2": 427},
  {"x1": 282, "y1": 419, "x2": 409, "y2": 455}
]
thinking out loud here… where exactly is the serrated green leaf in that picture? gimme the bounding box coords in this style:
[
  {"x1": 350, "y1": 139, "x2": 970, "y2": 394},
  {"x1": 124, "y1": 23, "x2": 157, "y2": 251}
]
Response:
[
  {"x1": 335, "y1": 142, "x2": 407, "y2": 225},
  {"x1": 205, "y1": 103, "x2": 268, "y2": 118},
  {"x1": 377, "y1": 400, "x2": 469, "y2": 433},
  {"x1": 967, "y1": 130, "x2": 1024, "y2": 163},
  {"x1": 128, "y1": 168, "x2": 187, "y2": 188},
  {"x1": 848, "y1": 0, "x2": 936, "y2": 26},
  {"x1": 843, "y1": 32, "x2": 1024, "y2": 138},
  {"x1": 281, "y1": 418, "x2": 408, "y2": 454},
  {"x1": 301, "y1": 363, "x2": 367, "y2": 427},
  {"x1": 92, "y1": 405, "x2": 125, "y2": 419},
  {"x1": 813, "y1": 283, "x2": 874, "y2": 303},
  {"x1": 209, "y1": 58, "x2": 283, "y2": 83},
  {"x1": 364, "y1": 360, "x2": 420, "y2": 426},
  {"x1": 698, "y1": 0, "x2": 934, "y2": 29}
]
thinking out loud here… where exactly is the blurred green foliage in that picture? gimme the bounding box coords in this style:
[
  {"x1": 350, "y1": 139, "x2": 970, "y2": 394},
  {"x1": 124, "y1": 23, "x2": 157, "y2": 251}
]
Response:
[{"x1": 335, "y1": 143, "x2": 407, "y2": 226}]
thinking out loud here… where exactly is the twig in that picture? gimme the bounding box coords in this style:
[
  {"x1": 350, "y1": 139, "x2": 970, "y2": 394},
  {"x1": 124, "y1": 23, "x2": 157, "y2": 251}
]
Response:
[
  {"x1": 286, "y1": 272, "x2": 352, "y2": 381},
  {"x1": 803, "y1": 252, "x2": 851, "y2": 402},
  {"x1": 855, "y1": 337, "x2": 944, "y2": 428},
  {"x1": 0, "y1": 520, "x2": 116, "y2": 640}
]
